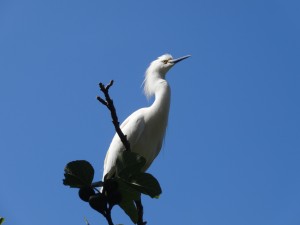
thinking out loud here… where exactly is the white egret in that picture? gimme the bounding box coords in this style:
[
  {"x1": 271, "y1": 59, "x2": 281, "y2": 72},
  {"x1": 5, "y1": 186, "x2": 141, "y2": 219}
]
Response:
[{"x1": 102, "y1": 54, "x2": 190, "y2": 179}]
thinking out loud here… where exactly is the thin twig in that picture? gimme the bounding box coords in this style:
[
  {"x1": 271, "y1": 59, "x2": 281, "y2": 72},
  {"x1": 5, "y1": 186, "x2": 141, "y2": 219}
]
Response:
[
  {"x1": 97, "y1": 80, "x2": 131, "y2": 152},
  {"x1": 104, "y1": 210, "x2": 114, "y2": 225},
  {"x1": 84, "y1": 217, "x2": 90, "y2": 225},
  {"x1": 135, "y1": 200, "x2": 147, "y2": 225}
]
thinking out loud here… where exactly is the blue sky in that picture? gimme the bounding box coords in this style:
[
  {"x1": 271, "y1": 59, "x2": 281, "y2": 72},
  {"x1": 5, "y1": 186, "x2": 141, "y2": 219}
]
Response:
[{"x1": 0, "y1": 0, "x2": 299, "y2": 225}]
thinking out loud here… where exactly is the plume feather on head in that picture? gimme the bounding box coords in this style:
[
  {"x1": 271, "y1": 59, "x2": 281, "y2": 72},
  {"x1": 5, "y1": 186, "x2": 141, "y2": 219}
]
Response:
[{"x1": 143, "y1": 54, "x2": 173, "y2": 99}]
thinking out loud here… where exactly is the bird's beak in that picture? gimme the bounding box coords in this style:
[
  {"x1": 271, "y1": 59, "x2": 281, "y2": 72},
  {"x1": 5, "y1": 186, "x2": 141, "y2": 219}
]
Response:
[{"x1": 170, "y1": 55, "x2": 191, "y2": 64}]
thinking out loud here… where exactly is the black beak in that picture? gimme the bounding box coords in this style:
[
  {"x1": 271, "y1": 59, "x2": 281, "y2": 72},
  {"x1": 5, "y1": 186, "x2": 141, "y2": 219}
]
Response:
[{"x1": 170, "y1": 55, "x2": 191, "y2": 64}]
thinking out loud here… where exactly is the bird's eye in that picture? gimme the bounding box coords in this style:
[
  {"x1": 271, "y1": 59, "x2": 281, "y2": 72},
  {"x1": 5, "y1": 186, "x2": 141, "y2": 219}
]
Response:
[{"x1": 162, "y1": 60, "x2": 168, "y2": 64}]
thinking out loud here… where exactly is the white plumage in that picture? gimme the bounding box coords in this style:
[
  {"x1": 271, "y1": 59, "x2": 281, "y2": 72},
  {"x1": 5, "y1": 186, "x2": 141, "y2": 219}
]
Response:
[{"x1": 102, "y1": 54, "x2": 190, "y2": 179}]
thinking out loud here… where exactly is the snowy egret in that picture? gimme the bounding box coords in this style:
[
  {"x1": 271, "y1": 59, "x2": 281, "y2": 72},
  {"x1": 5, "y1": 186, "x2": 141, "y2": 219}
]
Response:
[{"x1": 102, "y1": 54, "x2": 191, "y2": 179}]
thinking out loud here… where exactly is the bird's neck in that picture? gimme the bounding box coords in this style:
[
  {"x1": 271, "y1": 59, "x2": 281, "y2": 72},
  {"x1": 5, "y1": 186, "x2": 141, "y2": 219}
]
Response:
[{"x1": 148, "y1": 78, "x2": 171, "y2": 123}]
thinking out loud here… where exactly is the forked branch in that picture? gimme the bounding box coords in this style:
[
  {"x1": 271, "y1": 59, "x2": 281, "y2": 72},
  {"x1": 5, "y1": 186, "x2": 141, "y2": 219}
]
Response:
[
  {"x1": 96, "y1": 80, "x2": 146, "y2": 225},
  {"x1": 97, "y1": 80, "x2": 131, "y2": 152}
]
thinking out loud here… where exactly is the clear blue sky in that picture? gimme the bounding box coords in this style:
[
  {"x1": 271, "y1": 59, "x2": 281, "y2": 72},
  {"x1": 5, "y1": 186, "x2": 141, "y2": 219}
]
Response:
[{"x1": 1, "y1": 0, "x2": 299, "y2": 225}]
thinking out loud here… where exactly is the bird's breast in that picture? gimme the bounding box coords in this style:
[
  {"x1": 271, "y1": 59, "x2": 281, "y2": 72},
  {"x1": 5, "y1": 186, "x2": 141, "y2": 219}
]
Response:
[{"x1": 131, "y1": 111, "x2": 168, "y2": 170}]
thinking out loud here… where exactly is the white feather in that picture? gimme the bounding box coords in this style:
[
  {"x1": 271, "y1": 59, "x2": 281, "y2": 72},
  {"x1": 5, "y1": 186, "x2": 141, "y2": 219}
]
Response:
[{"x1": 102, "y1": 54, "x2": 190, "y2": 180}]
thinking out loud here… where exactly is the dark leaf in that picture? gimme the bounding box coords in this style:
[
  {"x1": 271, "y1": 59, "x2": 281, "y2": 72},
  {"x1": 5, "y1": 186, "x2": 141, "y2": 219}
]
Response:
[
  {"x1": 118, "y1": 200, "x2": 138, "y2": 224},
  {"x1": 63, "y1": 160, "x2": 94, "y2": 188},
  {"x1": 0, "y1": 217, "x2": 4, "y2": 225},
  {"x1": 103, "y1": 178, "x2": 122, "y2": 205},
  {"x1": 116, "y1": 151, "x2": 146, "y2": 179},
  {"x1": 89, "y1": 193, "x2": 107, "y2": 215},
  {"x1": 117, "y1": 178, "x2": 141, "y2": 202},
  {"x1": 104, "y1": 165, "x2": 116, "y2": 181},
  {"x1": 79, "y1": 187, "x2": 96, "y2": 202},
  {"x1": 126, "y1": 173, "x2": 162, "y2": 198},
  {"x1": 103, "y1": 178, "x2": 119, "y2": 192},
  {"x1": 106, "y1": 190, "x2": 122, "y2": 206}
]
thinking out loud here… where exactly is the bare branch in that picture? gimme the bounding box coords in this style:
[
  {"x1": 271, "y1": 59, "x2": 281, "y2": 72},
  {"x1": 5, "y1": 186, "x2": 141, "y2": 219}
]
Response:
[
  {"x1": 97, "y1": 80, "x2": 131, "y2": 152},
  {"x1": 97, "y1": 80, "x2": 147, "y2": 225}
]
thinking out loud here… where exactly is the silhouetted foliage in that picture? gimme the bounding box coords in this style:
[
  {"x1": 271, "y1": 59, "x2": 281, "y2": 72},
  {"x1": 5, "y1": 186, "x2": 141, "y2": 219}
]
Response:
[{"x1": 63, "y1": 81, "x2": 161, "y2": 225}]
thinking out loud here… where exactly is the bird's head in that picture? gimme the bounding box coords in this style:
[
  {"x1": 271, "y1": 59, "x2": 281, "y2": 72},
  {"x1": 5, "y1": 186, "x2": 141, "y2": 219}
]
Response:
[
  {"x1": 148, "y1": 54, "x2": 191, "y2": 77},
  {"x1": 143, "y1": 54, "x2": 190, "y2": 98}
]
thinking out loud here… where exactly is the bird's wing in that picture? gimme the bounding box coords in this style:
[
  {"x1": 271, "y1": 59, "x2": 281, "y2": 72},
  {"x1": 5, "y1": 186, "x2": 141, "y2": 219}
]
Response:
[
  {"x1": 120, "y1": 109, "x2": 146, "y2": 146},
  {"x1": 103, "y1": 109, "x2": 146, "y2": 178}
]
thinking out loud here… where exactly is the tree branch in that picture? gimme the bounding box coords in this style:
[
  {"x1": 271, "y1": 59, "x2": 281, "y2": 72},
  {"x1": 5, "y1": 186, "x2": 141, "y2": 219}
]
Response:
[
  {"x1": 97, "y1": 80, "x2": 146, "y2": 225},
  {"x1": 135, "y1": 200, "x2": 147, "y2": 225},
  {"x1": 97, "y1": 80, "x2": 131, "y2": 152},
  {"x1": 104, "y1": 211, "x2": 114, "y2": 225}
]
